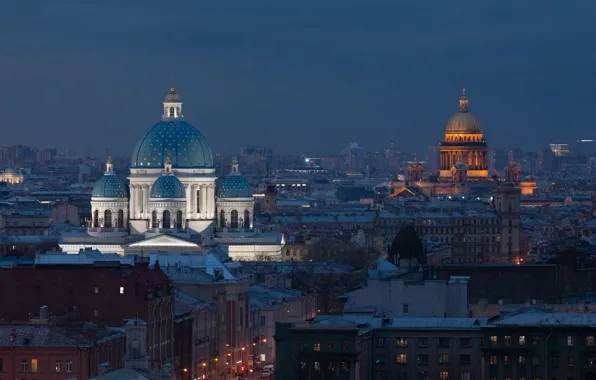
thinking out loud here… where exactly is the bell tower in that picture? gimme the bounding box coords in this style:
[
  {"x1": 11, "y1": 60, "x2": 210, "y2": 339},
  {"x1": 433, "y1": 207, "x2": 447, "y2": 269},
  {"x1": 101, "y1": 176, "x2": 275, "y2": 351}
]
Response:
[{"x1": 162, "y1": 88, "x2": 183, "y2": 120}]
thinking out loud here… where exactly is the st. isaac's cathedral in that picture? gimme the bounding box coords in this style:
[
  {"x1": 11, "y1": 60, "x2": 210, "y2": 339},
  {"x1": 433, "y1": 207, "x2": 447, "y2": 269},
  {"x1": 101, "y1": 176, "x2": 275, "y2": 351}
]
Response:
[{"x1": 60, "y1": 89, "x2": 283, "y2": 258}]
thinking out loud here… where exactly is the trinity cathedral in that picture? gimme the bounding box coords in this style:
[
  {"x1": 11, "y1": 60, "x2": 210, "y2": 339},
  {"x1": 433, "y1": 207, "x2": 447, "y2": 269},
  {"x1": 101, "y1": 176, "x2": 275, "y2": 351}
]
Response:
[{"x1": 60, "y1": 89, "x2": 283, "y2": 258}]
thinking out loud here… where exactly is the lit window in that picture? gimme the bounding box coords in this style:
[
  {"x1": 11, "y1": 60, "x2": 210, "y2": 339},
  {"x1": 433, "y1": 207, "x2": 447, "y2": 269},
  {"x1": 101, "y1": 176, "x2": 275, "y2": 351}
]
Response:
[
  {"x1": 567, "y1": 336, "x2": 573, "y2": 346},
  {"x1": 490, "y1": 356, "x2": 497, "y2": 365},
  {"x1": 518, "y1": 356, "x2": 526, "y2": 365},
  {"x1": 56, "y1": 360, "x2": 62, "y2": 372},
  {"x1": 504, "y1": 356, "x2": 511, "y2": 366},
  {"x1": 395, "y1": 354, "x2": 407, "y2": 364},
  {"x1": 120, "y1": 286, "x2": 124, "y2": 294},
  {"x1": 504, "y1": 335, "x2": 512, "y2": 345},
  {"x1": 587, "y1": 336, "x2": 595, "y2": 346},
  {"x1": 490, "y1": 336, "x2": 497, "y2": 345},
  {"x1": 519, "y1": 335, "x2": 526, "y2": 346},
  {"x1": 417, "y1": 354, "x2": 428, "y2": 365},
  {"x1": 31, "y1": 359, "x2": 38, "y2": 372},
  {"x1": 66, "y1": 360, "x2": 72, "y2": 372},
  {"x1": 396, "y1": 338, "x2": 407, "y2": 347},
  {"x1": 21, "y1": 359, "x2": 27, "y2": 371},
  {"x1": 314, "y1": 343, "x2": 320, "y2": 352},
  {"x1": 94, "y1": 287, "x2": 99, "y2": 294},
  {"x1": 440, "y1": 371, "x2": 449, "y2": 380},
  {"x1": 327, "y1": 343, "x2": 333, "y2": 350},
  {"x1": 94, "y1": 309, "x2": 99, "y2": 317},
  {"x1": 439, "y1": 354, "x2": 449, "y2": 364}
]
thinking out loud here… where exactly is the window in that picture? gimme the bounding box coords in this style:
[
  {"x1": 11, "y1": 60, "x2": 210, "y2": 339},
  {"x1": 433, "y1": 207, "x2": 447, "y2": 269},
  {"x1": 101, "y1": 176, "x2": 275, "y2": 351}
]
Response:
[
  {"x1": 244, "y1": 210, "x2": 250, "y2": 228},
  {"x1": 518, "y1": 378, "x2": 525, "y2": 380},
  {"x1": 21, "y1": 359, "x2": 27, "y2": 371},
  {"x1": 532, "y1": 356, "x2": 539, "y2": 366},
  {"x1": 587, "y1": 356, "x2": 596, "y2": 366},
  {"x1": 31, "y1": 359, "x2": 38, "y2": 372},
  {"x1": 162, "y1": 210, "x2": 171, "y2": 229},
  {"x1": 0, "y1": 358, "x2": 3, "y2": 371},
  {"x1": 439, "y1": 354, "x2": 449, "y2": 364},
  {"x1": 587, "y1": 336, "x2": 595, "y2": 346},
  {"x1": 461, "y1": 373, "x2": 470, "y2": 380},
  {"x1": 504, "y1": 356, "x2": 511, "y2": 366},
  {"x1": 518, "y1": 356, "x2": 526, "y2": 365},
  {"x1": 56, "y1": 361, "x2": 62, "y2": 372},
  {"x1": 260, "y1": 316, "x2": 266, "y2": 326},
  {"x1": 104, "y1": 210, "x2": 112, "y2": 228},
  {"x1": 504, "y1": 335, "x2": 512, "y2": 345},
  {"x1": 94, "y1": 309, "x2": 99, "y2": 317},
  {"x1": 396, "y1": 354, "x2": 407, "y2": 364},
  {"x1": 439, "y1": 338, "x2": 450, "y2": 348},
  {"x1": 532, "y1": 378, "x2": 539, "y2": 380},
  {"x1": 402, "y1": 304, "x2": 409, "y2": 314},
  {"x1": 314, "y1": 343, "x2": 321, "y2": 352},
  {"x1": 417, "y1": 354, "x2": 428, "y2": 365},
  {"x1": 231, "y1": 210, "x2": 239, "y2": 229},
  {"x1": 439, "y1": 372, "x2": 449, "y2": 380},
  {"x1": 568, "y1": 356, "x2": 574, "y2": 367},
  {"x1": 94, "y1": 286, "x2": 99, "y2": 294},
  {"x1": 490, "y1": 335, "x2": 497, "y2": 345},
  {"x1": 396, "y1": 338, "x2": 408, "y2": 347},
  {"x1": 460, "y1": 355, "x2": 471, "y2": 365},
  {"x1": 66, "y1": 360, "x2": 72, "y2": 372},
  {"x1": 326, "y1": 343, "x2": 333, "y2": 350},
  {"x1": 533, "y1": 336, "x2": 540, "y2": 345},
  {"x1": 460, "y1": 338, "x2": 471, "y2": 347},
  {"x1": 417, "y1": 338, "x2": 428, "y2": 347},
  {"x1": 119, "y1": 286, "x2": 124, "y2": 294},
  {"x1": 567, "y1": 336, "x2": 573, "y2": 346},
  {"x1": 519, "y1": 335, "x2": 526, "y2": 346},
  {"x1": 375, "y1": 338, "x2": 386, "y2": 347}
]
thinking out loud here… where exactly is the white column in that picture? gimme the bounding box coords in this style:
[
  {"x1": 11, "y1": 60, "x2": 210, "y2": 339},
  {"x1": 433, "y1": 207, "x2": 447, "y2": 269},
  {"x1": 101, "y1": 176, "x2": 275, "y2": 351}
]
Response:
[
  {"x1": 142, "y1": 185, "x2": 149, "y2": 219},
  {"x1": 135, "y1": 186, "x2": 141, "y2": 219},
  {"x1": 201, "y1": 185, "x2": 207, "y2": 219},
  {"x1": 209, "y1": 184, "x2": 215, "y2": 219},
  {"x1": 185, "y1": 184, "x2": 191, "y2": 216},
  {"x1": 190, "y1": 185, "x2": 196, "y2": 219},
  {"x1": 130, "y1": 185, "x2": 136, "y2": 219}
]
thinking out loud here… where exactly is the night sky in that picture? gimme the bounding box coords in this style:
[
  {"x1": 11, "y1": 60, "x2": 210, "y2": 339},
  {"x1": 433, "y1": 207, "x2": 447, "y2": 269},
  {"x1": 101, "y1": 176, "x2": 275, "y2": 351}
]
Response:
[{"x1": 1, "y1": 0, "x2": 595, "y2": 156}]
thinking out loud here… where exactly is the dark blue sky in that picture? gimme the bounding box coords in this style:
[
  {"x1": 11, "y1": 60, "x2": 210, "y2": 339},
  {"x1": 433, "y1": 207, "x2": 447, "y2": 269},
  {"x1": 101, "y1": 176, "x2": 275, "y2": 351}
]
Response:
[{"x1": 1, "y1": 1, "x2": 595, "y2": 156}]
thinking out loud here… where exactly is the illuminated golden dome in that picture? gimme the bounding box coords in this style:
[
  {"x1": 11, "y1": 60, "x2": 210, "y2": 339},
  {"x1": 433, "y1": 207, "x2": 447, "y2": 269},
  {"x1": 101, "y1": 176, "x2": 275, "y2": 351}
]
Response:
[{"x1": 445, "y1": 89, "x2": 483, "y2": 134}]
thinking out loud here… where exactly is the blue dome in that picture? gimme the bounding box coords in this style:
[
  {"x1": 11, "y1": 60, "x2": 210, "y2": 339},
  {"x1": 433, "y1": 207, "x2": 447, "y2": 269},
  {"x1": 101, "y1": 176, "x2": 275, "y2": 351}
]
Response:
[
  {"x1": 131, "y1": 121, "x2": 214, "y2": 169},
  {"x1": 217, "y1": 175, "x2": 252, "y2": 198},
  {"x1": 150, "y1": 175, "x2": 186, "y2": 199},
  {"x1": 92, "y1": 174, "x2": 128, "y2": 198}
]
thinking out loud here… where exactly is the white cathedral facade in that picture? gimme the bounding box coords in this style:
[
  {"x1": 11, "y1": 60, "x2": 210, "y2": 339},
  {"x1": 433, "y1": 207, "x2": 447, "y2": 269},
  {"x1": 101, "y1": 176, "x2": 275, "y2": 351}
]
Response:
[{"x1": 61, "y1": 89, "x2": 283, "y2": 259}]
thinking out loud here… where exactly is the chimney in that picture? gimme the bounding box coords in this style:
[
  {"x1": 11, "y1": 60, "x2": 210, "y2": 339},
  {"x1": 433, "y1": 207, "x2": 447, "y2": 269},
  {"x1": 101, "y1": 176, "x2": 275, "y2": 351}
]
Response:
[
  {"x1": 9, "y1": 327, "x2": 16, "y2": 342},
  {"x1": 40, "y1": 305, "x2": 49, "y2": 320}
]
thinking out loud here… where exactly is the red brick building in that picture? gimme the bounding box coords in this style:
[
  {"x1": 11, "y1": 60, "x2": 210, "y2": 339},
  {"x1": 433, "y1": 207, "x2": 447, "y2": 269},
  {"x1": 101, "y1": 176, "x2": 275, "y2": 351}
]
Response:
[
  {"x1": 0, "y1": 261, "x2": 174, "y2": 365},
  {"x1": 0, "y1": 324, "x2": 125, "y2": 380}
]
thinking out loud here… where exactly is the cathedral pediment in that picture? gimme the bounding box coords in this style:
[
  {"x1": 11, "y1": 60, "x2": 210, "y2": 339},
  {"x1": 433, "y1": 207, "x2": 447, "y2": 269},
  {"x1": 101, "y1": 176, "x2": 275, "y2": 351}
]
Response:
[{"x1": 124, "y1": 234, "x2": 199, "y2": 248}]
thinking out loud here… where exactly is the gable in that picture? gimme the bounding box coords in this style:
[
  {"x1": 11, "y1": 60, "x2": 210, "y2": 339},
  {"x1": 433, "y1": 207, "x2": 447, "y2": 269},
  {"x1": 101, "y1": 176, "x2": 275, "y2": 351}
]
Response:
[{"x1": 125, "y1": 234, "x2": 200, "y2": 248}]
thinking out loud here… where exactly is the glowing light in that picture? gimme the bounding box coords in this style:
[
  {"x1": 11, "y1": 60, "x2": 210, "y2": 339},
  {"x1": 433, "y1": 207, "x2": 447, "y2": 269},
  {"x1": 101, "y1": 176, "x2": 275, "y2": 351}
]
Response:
[
  {"x1": 202, "y1": 363, "x2": 206, "y2": 367},
  {"x1": 242, "y1": 347, "x2": 245, "y2": 351},
  {"x1": 183, "y1": 368, "x2": 188, "y2": 373},
  {"x1": 262, "y1": 338, "x2": 267, "y2": 343}
]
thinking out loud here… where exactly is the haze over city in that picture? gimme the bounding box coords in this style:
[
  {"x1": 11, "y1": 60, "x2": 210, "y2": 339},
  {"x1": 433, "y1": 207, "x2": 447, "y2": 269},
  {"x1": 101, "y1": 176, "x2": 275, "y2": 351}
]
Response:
[{"x1": 1, "y1": 0, "x2": 595, "y2": 155}]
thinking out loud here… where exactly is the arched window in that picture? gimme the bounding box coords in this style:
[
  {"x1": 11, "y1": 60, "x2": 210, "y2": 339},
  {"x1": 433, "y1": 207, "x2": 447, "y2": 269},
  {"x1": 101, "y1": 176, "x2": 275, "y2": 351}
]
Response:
[
  {"x1": 169, "y1": 107, "x2": 175, "y2": 117},
  {"x1": 176, "y1": 210, "x2": 183, "y2": 229},
  {"x1": 104, "y1": 210, "x2": 112, "y2": 228},
  {"x1": 117, "y1": 209, "x2": 124, "y2": 228},
  {"x1": 230, "y1": 210, "x2": 239, "y2": 229},
  {"x1": 151, "y1": 211, "x2": 158, "y2": 229},
  {"x1": 220, "y1": 210, "x2": 225, "y2": 228},
  {"x1": 244, "y1": 210, "x2": 251, "y2": 229},
  {"x1": 163, "y1": 210, "x2": 171, "y2": 229},
  {"x1": 93, "y1": 210, "x2": 99, "y2": 227}
]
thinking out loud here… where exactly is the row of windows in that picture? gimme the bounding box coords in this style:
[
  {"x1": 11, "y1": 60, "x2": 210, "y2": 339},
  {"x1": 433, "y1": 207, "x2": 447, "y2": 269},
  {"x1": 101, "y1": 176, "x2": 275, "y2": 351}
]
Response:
[
  {"x1": 312, "y1": 343, "x2": 351, "y2": 352},
  {"x1": 488, "y1": 354, "x2": 596, "y2": 367},
  {"x1": 375, "y1": 337, "x2": 472, "y2": 348},
  {"x1": 380, "y1": 218, "x2": 502, "y2": 226},
  {"x1": 0, "y1": 359, "x2": 73, "y2": 372},
  {"x1": 376, "y1": 371, "x2": 461, "y2": 380},
  {"x1": 489, "y1": 334, "x2": 595, "y2": 347},
  {"x1": 383, "y1": 353, "x2": 471, "y2": 365}
]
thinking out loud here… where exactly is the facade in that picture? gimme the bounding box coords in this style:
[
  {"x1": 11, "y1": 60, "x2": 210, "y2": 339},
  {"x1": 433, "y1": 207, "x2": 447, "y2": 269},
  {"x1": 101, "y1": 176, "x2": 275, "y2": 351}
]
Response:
[
  {"x1": 0, "y1": 261, "x2": 174, "y2": 366},
  {"x1": 439, "y1": 89, "x2": 488, "y2": 179},
  {"x1": 373, "y1": 318, "x2": 487, "y2": 380},
  {"x1": 0, "y1": 168, "x2": 24, "y2": 184},
  {"x1": 481, "y1": 311, "x2": 596, "y2": 380},
  {"x1": 274, "y1": 321, "x2": 373, "y2": 380},
  {"x1": 0, "y1": 213, "x2": 50, "y2": 236}
]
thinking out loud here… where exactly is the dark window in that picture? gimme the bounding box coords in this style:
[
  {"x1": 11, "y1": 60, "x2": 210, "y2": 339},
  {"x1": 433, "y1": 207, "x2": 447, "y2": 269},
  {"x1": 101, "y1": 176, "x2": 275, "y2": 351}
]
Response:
[
  {"x1": 417, "y1": 354, "x2": 428, "y2": 365},
  {"x1": 460, "y1": 338, "x2": 471, "y2": 347},
  {"x1": 231, "y1": 210, "x2": 239, "y2": 228},
  {"x1": 117, "y1": 209, "x2": 124, "y2": 228},
  {"x1": 244, "y1": 210, "x2": 251, "y2": 228},
  {"x1": 162, "y1": 210, "x2": 171, "y2": 229},
  {"x1": 438, "y1": 338, "x2": 450, "y2": 348},
  {"x1": 104, "y1": 210, "x2": 112, "y2": 228},
  {"x1": 151, "y1": 211, "x2": 158, "y2": 229},
  {"x1": 68, "y1": 286, "x2": 74, "y2": 296},
  {"x1": 260, "y1": 316, "x2": 266, "y2": 326},
  {"x1": 176, "y1": 210, "x2": 183, "y2": 229},
  {"x1": 460, "y1": 355, "x2": 471, "y2": 365}
]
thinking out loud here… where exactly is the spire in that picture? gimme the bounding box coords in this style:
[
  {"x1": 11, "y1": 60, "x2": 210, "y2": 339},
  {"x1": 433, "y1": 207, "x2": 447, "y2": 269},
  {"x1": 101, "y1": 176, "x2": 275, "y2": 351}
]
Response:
[
  {"x1": 231, "y1": 156, "x2": 239, "y2": 174},
  {"x1": 459, "y1": 88, "x2": 469, "y2": 112},
  {"x1": 106, "y1": 156, "x2": 114, "y2": 174},
  {"x1": 164, "y1": 156, "x2": 172, "y2": 173},
  {"x1": 162, "y1": 88, "x2": 183, "y2": 120}
]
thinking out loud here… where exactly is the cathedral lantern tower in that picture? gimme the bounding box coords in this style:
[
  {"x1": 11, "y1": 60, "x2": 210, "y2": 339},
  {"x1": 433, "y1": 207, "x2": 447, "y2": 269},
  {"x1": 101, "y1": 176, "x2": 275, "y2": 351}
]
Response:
[
  {"x1": 407, "y1": 156, "x2": 424, "y2": 182},
  {"x1": 439, "y1": 89, "x2": 488, "y2": 179},
  {"x1": 162, "y1": 88, "x2": 183, "y2": 119}
]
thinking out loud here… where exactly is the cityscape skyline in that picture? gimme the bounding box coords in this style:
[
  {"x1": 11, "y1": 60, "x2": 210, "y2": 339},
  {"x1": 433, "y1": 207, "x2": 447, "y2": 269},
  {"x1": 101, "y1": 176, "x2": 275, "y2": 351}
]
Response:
[{"x1": 1, "y1": 1, "x2": 595, "y2": 155}]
